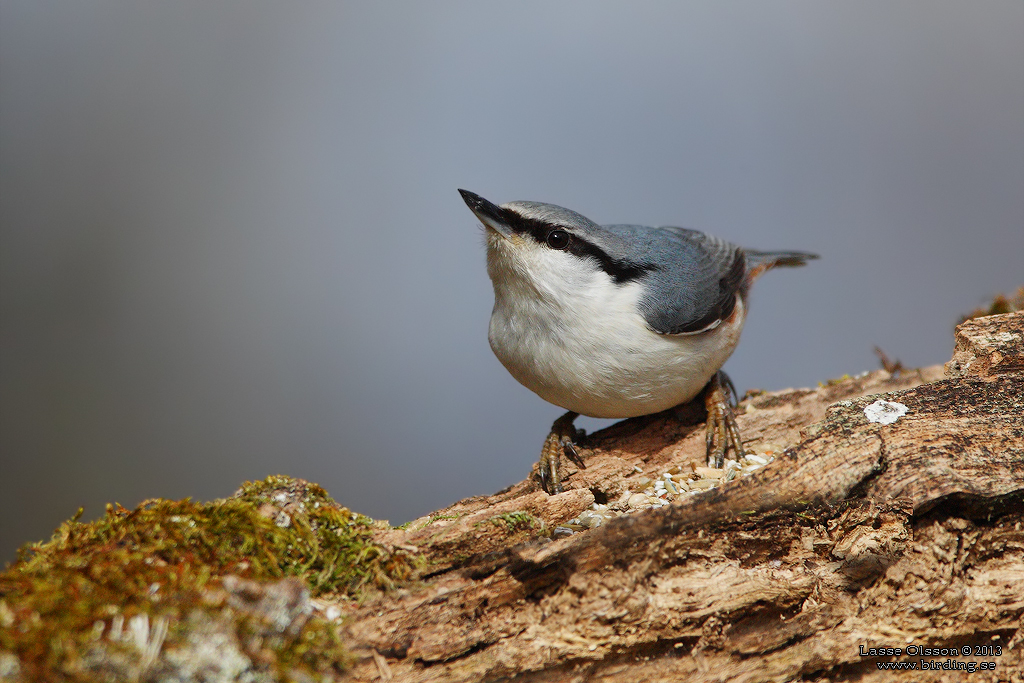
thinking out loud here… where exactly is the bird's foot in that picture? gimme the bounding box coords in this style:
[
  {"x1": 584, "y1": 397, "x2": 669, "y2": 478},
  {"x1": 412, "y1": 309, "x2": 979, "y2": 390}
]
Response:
[
  {"x1": 537, "y1": 411, "x2": 587, "y2": 494},
  {"x1": 705, "y1": 371, "x2": 746, "y2": 468}
]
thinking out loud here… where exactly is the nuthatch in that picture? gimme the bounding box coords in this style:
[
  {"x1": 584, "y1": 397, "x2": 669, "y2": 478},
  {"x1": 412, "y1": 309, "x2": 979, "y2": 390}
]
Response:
[{"x1": 460, "y1": 190, "x2": 817, "y2": 493}]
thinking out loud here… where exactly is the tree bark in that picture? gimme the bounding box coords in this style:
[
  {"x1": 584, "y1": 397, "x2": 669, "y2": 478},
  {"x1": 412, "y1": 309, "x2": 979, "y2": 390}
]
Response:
[{"x1": 339, "y1": 312, "x2": 1024, "y2": 683}]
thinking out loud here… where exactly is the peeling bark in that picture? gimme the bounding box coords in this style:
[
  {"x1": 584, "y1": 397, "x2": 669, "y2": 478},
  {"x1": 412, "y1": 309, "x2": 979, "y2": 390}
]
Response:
[{"x1": 339, "y1": 312, "x2": 1024, "y2": 683}]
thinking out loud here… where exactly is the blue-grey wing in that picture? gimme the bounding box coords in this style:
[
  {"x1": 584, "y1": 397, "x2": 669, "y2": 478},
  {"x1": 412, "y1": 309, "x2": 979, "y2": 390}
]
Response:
[{"x1": 619, "y1": 226, "x2": 746, "y2": 336}]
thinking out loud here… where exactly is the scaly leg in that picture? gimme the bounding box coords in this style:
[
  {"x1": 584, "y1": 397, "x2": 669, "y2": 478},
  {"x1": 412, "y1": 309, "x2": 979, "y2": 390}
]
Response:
[
  {"x1": 537, "y1": 411, "x2": 587, "y2": 494},
  {"x1": 704, "y1": 371, "x2": 746, "y2": 468}
]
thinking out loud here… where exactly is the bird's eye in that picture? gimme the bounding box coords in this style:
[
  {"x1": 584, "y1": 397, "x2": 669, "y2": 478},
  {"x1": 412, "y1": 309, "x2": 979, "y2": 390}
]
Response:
[{"x1": 546, "y1": 229, "x2": 570, "y2": 250}]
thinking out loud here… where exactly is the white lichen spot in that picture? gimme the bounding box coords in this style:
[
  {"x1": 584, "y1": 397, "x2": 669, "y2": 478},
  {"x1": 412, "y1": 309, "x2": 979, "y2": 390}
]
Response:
[
  {"x1": 127, "y1": 614, "x2": 150, "y2": 651},
  {"x1": 90, "y1": 620, "x2": 106, "y2": 641},
  {"x1": 864, "y1": 400, "x2": 909, "y2": 425},
  {"x1": 0, "y1": 652, "x2": 21, "y2": 679},
  {"x1": 991, "y1": 331, "x2": 1020, "y2": 344}
]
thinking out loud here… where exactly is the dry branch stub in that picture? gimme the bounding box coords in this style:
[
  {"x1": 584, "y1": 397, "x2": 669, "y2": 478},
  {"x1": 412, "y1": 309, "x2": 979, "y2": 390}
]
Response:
[{"x1": 343, "y1": 312, "x2": 1024, "y2": 683}]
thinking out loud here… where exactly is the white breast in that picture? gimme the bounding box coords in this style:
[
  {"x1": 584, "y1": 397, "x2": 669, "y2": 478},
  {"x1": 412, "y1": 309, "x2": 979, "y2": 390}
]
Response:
[{"x1": 486, "y1": 240, "x2": 746, "y2": 418}]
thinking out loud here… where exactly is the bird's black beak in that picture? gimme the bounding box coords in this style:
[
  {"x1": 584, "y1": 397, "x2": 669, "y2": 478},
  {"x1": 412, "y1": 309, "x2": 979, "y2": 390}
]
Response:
[{"x1": 458, "y1": 189, "x2": 513, "y2": 239}]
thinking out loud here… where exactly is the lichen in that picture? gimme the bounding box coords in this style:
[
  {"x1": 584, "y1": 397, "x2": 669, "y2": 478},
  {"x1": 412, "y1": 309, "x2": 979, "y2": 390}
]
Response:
[{"x1": 0, "y1": 475, "x2": 413, "y2": 681}]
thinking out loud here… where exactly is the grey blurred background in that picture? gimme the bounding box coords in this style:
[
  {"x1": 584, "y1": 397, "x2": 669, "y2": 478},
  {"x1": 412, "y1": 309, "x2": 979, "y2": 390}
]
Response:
[{"x1": 1, "y1": 1, "x2": 1022, "y2": 563}]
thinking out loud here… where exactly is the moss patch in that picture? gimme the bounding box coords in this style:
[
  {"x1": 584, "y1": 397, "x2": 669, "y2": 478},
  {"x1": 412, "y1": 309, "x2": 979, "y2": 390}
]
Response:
[
  {"x1": 482, "y1": 511, "x2": 543, "y2": 534},
  {"x1": 0, "y1": 475, "x2": 413, "y2": 680}
]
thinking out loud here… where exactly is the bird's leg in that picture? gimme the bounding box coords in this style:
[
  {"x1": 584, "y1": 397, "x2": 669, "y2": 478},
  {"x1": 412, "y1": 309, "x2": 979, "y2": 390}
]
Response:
[
  {"x1": 537, "y1": 410, "x2": 587, "y2": 494},
  {"x1": 704, "y1": 371, "x2": 746, "y2": 468}
]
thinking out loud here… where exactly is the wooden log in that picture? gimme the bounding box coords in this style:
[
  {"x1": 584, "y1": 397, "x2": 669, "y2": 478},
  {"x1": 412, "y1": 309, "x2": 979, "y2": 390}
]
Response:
[{"x1": 340, "y1": 312, "x2": 1024, "y2": 682}]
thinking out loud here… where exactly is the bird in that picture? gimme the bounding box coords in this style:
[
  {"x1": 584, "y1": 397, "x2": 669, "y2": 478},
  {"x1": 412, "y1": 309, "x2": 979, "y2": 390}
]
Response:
[{"x1": 459, "y1": 189, "x2": 818, "y2": 493}]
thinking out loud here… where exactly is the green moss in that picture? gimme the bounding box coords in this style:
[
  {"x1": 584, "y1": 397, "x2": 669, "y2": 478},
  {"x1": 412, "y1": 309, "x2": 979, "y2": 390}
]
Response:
[
  {"x1": 428, "y1": 514, "x2": 462, "y2": 523},
  {"x1": 394, "y1": 512, "x2": 466, "y2": 534},
  {"x1": 481, "y1": 511, "x2": 543, "y2": 533},
  {"x1": 0, "y1": 475, "x2": 413, "y2": 680},
  {"x1": 819, "y1": 373, "x2": 852, "y2": 387},
  {"x1": 231, "y1": 475, "x2": 412, "y2": 594}
]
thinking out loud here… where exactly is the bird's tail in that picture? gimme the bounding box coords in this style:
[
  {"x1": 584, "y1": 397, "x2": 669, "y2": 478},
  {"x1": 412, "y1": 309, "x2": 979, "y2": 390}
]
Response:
[{"x1": 744, "y1": 250, "x2": 819, "y2": 281}]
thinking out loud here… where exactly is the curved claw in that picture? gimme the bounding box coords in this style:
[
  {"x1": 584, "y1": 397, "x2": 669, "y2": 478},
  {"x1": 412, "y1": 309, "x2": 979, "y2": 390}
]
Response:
[
  {"x1": 705, "y1": 371, "x2": 746, "y2": 468},
  {"x1": 537, "y1": 411, "x2": 586, "y2": 494},
  {"x1": 719, "y1": 372, "x2": 740, "y2": 408}
]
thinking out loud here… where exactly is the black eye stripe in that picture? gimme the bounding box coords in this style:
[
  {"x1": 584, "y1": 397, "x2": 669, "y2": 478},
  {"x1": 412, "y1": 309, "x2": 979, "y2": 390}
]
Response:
[
  {"x1": 499, "y1": 210, "x2": 655, "y2": 284},
  {"x1": 497, "y1": 208, "x2": 559, "y2": 245},
  {"x1": 571, "y1": 242, "x2": 655, "y2": 284}
]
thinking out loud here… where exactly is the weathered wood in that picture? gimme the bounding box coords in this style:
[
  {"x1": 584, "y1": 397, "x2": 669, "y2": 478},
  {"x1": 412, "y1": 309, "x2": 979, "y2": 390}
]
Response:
[
  {"x1": 946, "y1": 312, "x2": 1024, "y2": 379},
  {"x1": 339, "y1": 312, "x2": 1024, "y2": 683}
]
